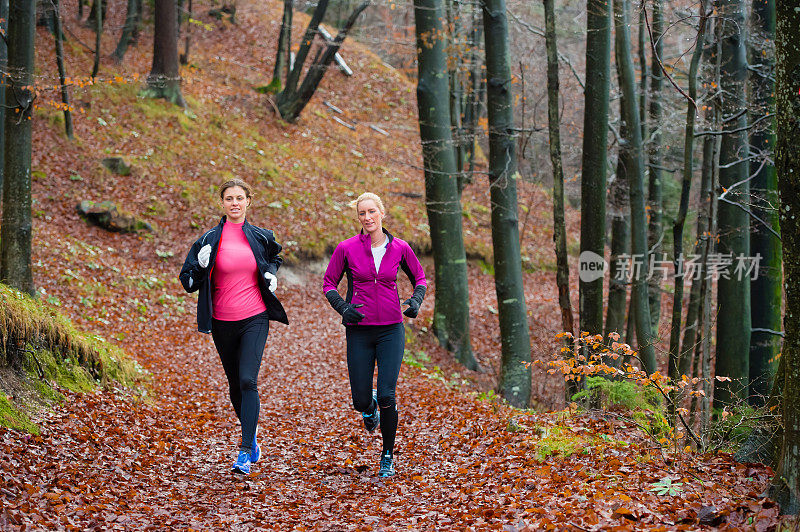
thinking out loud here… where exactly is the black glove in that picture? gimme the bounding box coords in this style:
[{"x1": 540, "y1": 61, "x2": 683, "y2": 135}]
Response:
[
  {"x1": 326, "y1": 290, "x2": 365, "y2": 324},
  {"x1": 342, "y1": 304, "x2": 365, "y2": 324},
  {"x1": 402, "y1": 285, "x2": 427, "y2": 318}
]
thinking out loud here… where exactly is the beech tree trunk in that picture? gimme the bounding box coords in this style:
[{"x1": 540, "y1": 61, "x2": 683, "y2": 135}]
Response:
[
  {"x1": 769, "y1": 0, "x2": 800, "y2": 512},
  {"x1": 0, "y1": 0, "x2": 35, "y2": 295},
  {"x1": 578, "y1": 0, "x2": 612, "y2": 343},
  {"x1": 614, "y1": 0, "x2": 656, "y2": 373},
  {"x1": 748, "y1": 0, "x2": 781, "y2": 406},
  {"x1": 483, "y1": 0, "x2": 532, "y2": 407},
  {"x1": 714, "y1": 0, "x2": 751, "y2": 406},
  {"x1": 145, "y1": 0, "x2": 186, "y2": 107},
  {"x1": 413, "y1": 0, "x2": 476, "y2": 369}
]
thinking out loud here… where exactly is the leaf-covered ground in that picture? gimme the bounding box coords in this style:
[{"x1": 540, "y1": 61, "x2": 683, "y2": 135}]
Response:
[
  {"x1": 0, "y1": 0, "x2": 787, "y2": 528},
  {"x1": 0, "y1": 258, "x2": 782, "y2": 530}
]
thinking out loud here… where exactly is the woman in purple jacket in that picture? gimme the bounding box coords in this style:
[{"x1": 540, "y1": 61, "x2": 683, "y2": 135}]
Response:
[{"x1": 323, "y1": 192, "x2": 427, "y2": 477}]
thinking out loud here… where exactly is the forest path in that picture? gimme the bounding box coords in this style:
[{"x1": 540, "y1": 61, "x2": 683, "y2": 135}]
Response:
[{"x1": 0, "y1": 276, "x2": 778, "y2": 530}]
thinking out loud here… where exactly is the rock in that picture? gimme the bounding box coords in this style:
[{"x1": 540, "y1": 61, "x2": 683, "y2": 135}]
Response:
[
  {"x1": 101, "y1": 157, "x2": 131, "y2": 176},
  {"x1": 76, "y1": 200, "x2": 152, "y2": 233}
]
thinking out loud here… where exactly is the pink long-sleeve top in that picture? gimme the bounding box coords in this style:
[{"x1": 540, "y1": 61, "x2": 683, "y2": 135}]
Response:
[{"x1": 211, "y1": 220, "x2": 267, "y2": 321}]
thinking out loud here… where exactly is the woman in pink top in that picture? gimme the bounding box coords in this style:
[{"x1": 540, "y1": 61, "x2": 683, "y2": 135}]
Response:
[{"x1": 180, "y1": 179, "x2": 287, "y2": 475}]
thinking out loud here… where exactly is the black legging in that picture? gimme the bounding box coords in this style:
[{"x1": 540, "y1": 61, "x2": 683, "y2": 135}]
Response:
[
  {"x1": 345, "y1": 323, "x2": 405, "y2": 455},
  {"x1": 211, "y1": 312, "x2": 269, "y2": 453}
]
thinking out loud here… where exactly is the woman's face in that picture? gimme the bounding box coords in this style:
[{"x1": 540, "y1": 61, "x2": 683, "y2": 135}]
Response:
[
  {"x1": 357, "y1": 199, "x2": 384, "y2": 235},
  {"x1": 221, "y1": 186, "x2": 250, "y2": 223}
]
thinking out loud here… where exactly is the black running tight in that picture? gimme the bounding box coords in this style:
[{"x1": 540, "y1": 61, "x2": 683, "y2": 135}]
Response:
[
  {"x1": 345, "y1": 322, "x2": 404, "y2": 455},
  {"x1": 211, "y1": 311, "x2": 269, "y2": 453}
]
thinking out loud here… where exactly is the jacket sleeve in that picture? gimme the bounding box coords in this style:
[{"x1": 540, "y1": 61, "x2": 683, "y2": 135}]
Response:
[
  {"x1": 322, "y1": 243, "x2": 346, "y2": 294},
  {"x1": 400, "y1": 242, "x2": 427, "y2": 289},
  {"x1": 264, "y1": 230, "x2": 283, "y2": 276},
  {"x1": 179, "y1": 238, "x2": 205, "y2": 293}
]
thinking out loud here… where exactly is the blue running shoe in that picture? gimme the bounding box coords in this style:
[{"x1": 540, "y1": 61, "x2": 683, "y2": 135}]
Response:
[
  {"x1": 378, "y1": 451, "x2": 395, "y2": 477},
  {"x1": 362, "y1": 390, "x2": 379, "y2": 433},
  {"x1": 250, "y1": 426, "x2": 261, "y2": 463},
  {"x1": 232, "y1": 450, "x2": 251, "y2": 475}
]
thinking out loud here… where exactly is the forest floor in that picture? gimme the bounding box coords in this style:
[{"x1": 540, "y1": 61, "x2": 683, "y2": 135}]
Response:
[{"x1": 0, "y1": 0, "x2": 791, "y2": 528}]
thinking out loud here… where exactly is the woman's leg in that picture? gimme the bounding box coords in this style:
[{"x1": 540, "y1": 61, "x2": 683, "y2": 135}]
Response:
[
  {"x1": 211, "y1": 318, "x2": 243, "y2": 421},
  {"x1": 375, "y1": 323, "x2": 405, "y2": 455},
  {"x1": 236, "y1": 314, "x2": 269, "y2": 453},
  {"x1": 346, "y1": 326, "x2": 377, "y2": 414}
]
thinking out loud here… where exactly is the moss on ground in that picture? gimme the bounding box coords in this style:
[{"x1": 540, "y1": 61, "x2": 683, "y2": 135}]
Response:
[{"x1": 0, "y1": 283, "x2": 150, "y2": 433}]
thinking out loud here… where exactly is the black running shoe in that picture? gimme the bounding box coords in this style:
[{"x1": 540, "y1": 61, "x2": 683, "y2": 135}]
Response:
[
  {"x1": 362, "y1": 390, "x2": 379, "y2": 433},
  {"x1": 378, "y1": 451, "x2": 395, "y2": 477}
]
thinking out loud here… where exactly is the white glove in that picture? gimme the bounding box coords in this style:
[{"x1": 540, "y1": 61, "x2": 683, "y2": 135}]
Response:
[
  {"x1": 198, "y1": 244, "x2": 212, "y2": 268},
  {"x1": 264, "y1": 272, "x2": 277, "y2": 292}
]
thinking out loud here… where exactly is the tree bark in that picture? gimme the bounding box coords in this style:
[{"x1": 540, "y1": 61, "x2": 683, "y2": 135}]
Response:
[
  {"x1": 91, "y1": 0, "x2": 102, "y2": 78},
  {"x1": 605, "y1": 147, "x2": 631, "y2": 348},
  {"x1": 113, "y1": 0, "x2": 139, "y2": 63},
  {"x1": 414, "y1": 0, "x2": 477, "y2": 369},
  {"x1": 270, "y1": 0, "x2": 293, "y2": 92},
  {"x1": 145, "y1": 0, "x2": 185, "y2": 107},
  {"x1": 578, "y1": 0, "x2": 612, "y2": 342},
  {"x1": 748, "y1": 0, "x2": 781, "y2": 407},
  {"x1": 543, "y1": 0, "x2": 574, "y2": 349},
  {"x1": 769, "y1": 0, "x2": 800, "y2": 511},
  {"x1": 714, "y1": 0, "x2": 751, "y2": 406},
  {"x1": 0, "y1": 0, "x2": 8, "y2": 195},
  {"x1": 0, "y1": 0, "x2": 35, "y2": 295},
  {"x1": 668, "y1": 2, "x2": 707, "y2": 415},
  {"x1": 646, "y1": 0, "x2": 664, "y2": 333},
  {"x1": 276, "y1": 1, "x2": 368, "y2": 122},
  {"x1": 483, "y1": 0, "x2": 532, "y2": 407},
  {"x1": 52, "y1": 0, "x2": 73, "y2": 138},
  {"x1": 614, "y1": 0, "x2": 656, "y2": 373}
]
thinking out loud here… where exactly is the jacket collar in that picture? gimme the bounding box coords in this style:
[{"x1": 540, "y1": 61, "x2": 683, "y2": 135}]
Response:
[
  {"x1": 218, "y1": 215, "x2": 250, "y2": 229},
  {"x1": 359, "y1": 227, "x2": 393, "y2": 247}
]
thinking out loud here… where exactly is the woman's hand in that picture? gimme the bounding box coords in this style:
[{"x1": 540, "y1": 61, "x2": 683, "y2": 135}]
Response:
[
  {"x1": 342, "y1": 304, "x2": 365, "y2": 323},
  {"x1": 198, "y1": 244, "x2": 212, "y2": 268},
  {"x1": 264, "y1": 272, "x2": 278, "y2": 292}
]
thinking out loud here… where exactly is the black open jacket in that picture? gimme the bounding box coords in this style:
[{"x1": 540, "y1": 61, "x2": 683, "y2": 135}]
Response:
[{"x1": 179, "y1": 216, "x2": 289, "y2": 333}]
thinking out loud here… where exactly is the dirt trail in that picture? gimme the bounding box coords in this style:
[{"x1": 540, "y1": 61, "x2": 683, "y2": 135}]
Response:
[{"x1": 0, "y1": 270, "x2": 779, "y2": 530}]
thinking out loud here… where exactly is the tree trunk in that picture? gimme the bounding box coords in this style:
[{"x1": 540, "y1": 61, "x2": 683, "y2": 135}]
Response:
[
  {"x1": 483, "y1": 0, "x2": 532, "y2": 407},
  {"x1": 647, "y1": 0, "x2": 664, "y2": 334},
  {"x1": 414, "y1": 0, "x2": 477, "y2": 370},
  {"x1": 544, "y1": 0, "x2": 574, "y2": 349},
  {"x1": 578, "y1": 0, "x2": 612, "y2": 342},
  {"x1": 91, "y1": 0, "x2": 102, "y2": 78},
  {"x1": 605, "y1": 150, "x2": 631, "y2": 347},
  {"x1": 769, "y1": 0, "x2": 800, "y2": 511},
  {"x1": 276, "y1": 1, "x2": 368, "y2": 122},
  {"x1": 681, "y1": 96, "x2": 716, "y2": 386},
  {"x1": 52, "y1": 0, "x2": 73, "y2": 138},
  {"x1": 614, "y1": 0, "x2": 656, "y2": 373},
  {"x1": 0, "y1": 0, "x2": 8, "y2": 195},
  {"x1": 278, "y1": 0, "x2": 329, "y2": 102},
  {"x1": 145, "y1": 0, "x2": 185, "y2": 107},
  {"x1": 180, "y1": 0, "x2": 192, "y2": 64},
  {"x1": 714, "y1": 0, "x2": 751, "y2": 406},
  {"x1": 0, "y1": 0, "x2": 35, "y2": 295},
  {"x1": 668, "y1": 2, "x2": 707, "y2": 416},
  {"x1": 462, "y1": 7, "x2": 482, "y2": 185},
  {"x1": 748, "y1": 0, "x2": 781, "y2": 407},
  {"x1": 270, "y1": 0, "x2": 293, "y2": 92},
  {"x1": 446, "y1": 0, "x2": 465, "y2": 192},
  {"x1": 113, "y1": 0, "x2": 139, "y2": 63}
]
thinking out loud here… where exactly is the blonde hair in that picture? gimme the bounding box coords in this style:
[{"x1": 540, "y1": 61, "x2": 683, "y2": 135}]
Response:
[{"x1": 349, "y1": 192, "x2": 385, "y2": 214}]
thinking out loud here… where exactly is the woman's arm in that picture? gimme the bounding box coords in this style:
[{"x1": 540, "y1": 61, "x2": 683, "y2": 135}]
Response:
[{"x1": 179, "y1": 238, "x2": 206, "y2": 293}]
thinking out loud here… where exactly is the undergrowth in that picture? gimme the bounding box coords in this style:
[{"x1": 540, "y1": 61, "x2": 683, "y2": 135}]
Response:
[{"x1": 0, "y1": 283, "x2": 150, "y2": 432}]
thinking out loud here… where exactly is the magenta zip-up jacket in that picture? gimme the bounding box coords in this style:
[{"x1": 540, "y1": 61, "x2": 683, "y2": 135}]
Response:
[{"x1": 323, "y1": 229, "x2": 427, "y2": 326}]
